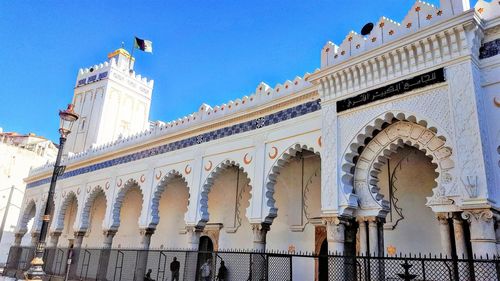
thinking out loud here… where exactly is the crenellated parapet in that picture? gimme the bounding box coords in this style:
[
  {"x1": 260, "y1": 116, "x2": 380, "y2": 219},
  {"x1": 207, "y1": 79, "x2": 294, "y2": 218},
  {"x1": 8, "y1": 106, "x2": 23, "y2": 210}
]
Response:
[
  {"x1": 75, "y1": 57, "x2": 154, "y2": 89},
  {"x1": 320, "y1": 0, "x2": 496, "y2": 70},
  {"x1": 153, "y1": 73, "x2": 312, "y2": 133},
  {"x1": 28, "y1": 72, "x2": 316, "y2": 177}
]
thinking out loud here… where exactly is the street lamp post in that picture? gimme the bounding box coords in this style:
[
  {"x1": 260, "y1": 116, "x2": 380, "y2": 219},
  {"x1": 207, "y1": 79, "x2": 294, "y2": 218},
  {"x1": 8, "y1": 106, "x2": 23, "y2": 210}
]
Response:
[{"x1": 25, "y1": 104, "x2": 78, "y2": 280}]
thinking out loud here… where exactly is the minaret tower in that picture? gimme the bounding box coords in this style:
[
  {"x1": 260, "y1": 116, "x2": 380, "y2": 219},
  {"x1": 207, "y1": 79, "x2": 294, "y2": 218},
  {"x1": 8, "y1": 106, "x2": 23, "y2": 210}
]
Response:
[{"x1": 65, "y1": 48, "x2": 154, "y2": 154}]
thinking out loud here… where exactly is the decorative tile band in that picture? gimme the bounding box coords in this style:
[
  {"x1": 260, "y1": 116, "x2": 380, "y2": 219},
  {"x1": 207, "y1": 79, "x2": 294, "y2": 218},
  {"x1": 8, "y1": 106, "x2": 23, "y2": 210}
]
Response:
[
  {"x1": 27, "y1": 99, "x2": 321, "y2": 188},
  {"x1": 479, "y1": 39, "x2": 500, "y2": 60}
]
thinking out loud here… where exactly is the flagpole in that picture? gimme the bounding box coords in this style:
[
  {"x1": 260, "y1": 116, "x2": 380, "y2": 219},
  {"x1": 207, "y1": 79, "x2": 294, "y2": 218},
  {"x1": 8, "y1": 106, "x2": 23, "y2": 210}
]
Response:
[{"x1": 129, "y1": 37, "x2": 135, "y2": 73}]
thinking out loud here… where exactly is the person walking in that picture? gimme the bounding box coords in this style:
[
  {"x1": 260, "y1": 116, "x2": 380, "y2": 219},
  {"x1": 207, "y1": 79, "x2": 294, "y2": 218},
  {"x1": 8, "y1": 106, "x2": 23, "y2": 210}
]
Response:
[
  {"x1": 170, "y1": 256, "x2": 180, "y2": 281},
  {"x1": 144, "y1": 269, "x2": 155, "y2": 281},
  {"x1": 199, "y1": 258, "x2": 212, "y2": 281}
]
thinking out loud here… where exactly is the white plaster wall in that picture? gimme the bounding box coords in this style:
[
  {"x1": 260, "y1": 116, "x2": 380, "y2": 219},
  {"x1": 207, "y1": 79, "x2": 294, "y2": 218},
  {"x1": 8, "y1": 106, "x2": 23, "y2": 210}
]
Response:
[
  {"x1": 479, "y1": 56, "x2": 500, "y2": 208},
  {"x1": 207, "y1": 167, "x2": 253, "y2": 250},
  {"x1": 150, "y1": 178, "x2": 189, "y2": 249},
  {"x1": 113, "y1": 187, "x2": 142, "y2": 248},
  {"x1": 82, "y1": 194, "x2": 106, "y2": 248},
  {"x1": 58, "y1": 199, "x2": 78, "y2": 247},
  {"x1": 378, "y1": 146, "x2": 442, "y2": 255},
  {"x1": 0, "y1": 143, "x2": 53, "y2": 262}
]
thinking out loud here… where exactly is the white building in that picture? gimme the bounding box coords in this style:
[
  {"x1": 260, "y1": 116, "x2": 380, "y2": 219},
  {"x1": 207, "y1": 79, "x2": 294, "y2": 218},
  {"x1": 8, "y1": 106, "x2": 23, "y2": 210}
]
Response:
[
  {"x1": 0, "y1": 131, "x2": 57, "y2": 264},
  {"x1": 9, "y1": 0, "x2": 500, "y2": 280}
]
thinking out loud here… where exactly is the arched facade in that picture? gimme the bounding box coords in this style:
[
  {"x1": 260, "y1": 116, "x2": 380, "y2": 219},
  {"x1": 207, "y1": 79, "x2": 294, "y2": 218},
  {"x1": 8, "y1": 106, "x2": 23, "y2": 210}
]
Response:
[{"x1": 16, "y1": 1, "x2": 500, "y2": 279}]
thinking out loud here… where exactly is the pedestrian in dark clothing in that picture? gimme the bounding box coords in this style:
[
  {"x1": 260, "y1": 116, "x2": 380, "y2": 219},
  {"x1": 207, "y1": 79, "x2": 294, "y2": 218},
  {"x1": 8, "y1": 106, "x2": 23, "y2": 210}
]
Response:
[
  {"x1": 170, "y1": 257, "x2": 180, "y2": 281},
  {"x1": 217, "y1": 260, "x2": 228, "y2": 281},
  {"x1": 144, "y1": 268, "x2": 155, "y2": 281}
]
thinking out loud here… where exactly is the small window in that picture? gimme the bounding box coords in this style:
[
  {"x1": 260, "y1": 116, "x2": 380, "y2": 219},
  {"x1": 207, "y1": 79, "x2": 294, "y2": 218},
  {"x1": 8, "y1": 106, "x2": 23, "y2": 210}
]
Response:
[{"x1": 79, "y1": 117, "x2": 87, "y2": 132}]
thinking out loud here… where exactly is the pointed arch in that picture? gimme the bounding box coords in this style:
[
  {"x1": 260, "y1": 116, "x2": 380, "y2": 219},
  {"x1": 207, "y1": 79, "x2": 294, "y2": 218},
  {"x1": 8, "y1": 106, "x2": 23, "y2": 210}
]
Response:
[
  {"x1": 110, "y1": 179, "x2": 143, "y2": 230},
  {"x1": 197, "y1": 159, "x2": 252, "y2": 227},
  {"x1": 341, "y1": 112, "x2": 456, "y2": 217},
  {"x1": 54, "y1": 191, "x2": 79, "y2": 232},
  {"x1": 79, "y1": 186, "x2": 107, "y2": 231},
  {"x1": 18, "y1": 199, "x2": 37, "y2": 234},
  {"x1": 263, "y1": 143, "x2": 320, "y2": 224},
  {"x1": 149, "y1": 169, "x2": 189, "y2": 228}
]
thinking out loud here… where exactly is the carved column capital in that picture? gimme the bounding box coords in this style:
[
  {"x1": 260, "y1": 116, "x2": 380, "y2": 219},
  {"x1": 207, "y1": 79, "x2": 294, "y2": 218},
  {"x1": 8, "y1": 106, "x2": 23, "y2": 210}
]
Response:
[
  {"x1": 50, "y1": 231, "x2": 62, "y2": 237},
  {"x1": 74, "y1": 231, "x2": 86, "y2": 238},
  {"x1": 102, "y1": 229, "x2": 117, "y2": 238},
  {"x1": 462, "y1": 209, "x2": 494, "y2": 223},
  {"x1": 323, "y1": 216, "x2": 346, "y2": 244},
  {"x1": 436, "y1": 212, "x2": 452, "y2": 224},
  {"x1": 139, "y1": 227, "x2": 155, "y2": 237},
  {"x1": 252, "y1": 223, "x2": 270, "y2": 244}
]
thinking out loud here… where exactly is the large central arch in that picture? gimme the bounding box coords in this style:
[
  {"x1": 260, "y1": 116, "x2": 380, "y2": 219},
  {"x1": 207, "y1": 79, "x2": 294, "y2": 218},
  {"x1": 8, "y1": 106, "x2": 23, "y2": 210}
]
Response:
[{"x1": 342, "y1": 112, "x2": 456, "y2": 217}]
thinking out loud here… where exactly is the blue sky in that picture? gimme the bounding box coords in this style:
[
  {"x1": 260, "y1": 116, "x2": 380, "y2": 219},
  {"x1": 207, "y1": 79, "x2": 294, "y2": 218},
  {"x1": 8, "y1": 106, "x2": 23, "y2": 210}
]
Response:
[{"x1": 0, "y1": 0, "x2": 475, "y2": 142}]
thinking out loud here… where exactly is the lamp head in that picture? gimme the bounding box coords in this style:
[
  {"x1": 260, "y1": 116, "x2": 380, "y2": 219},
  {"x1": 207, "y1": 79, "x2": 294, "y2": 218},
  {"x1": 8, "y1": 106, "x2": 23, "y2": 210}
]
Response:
[{"x1": 59, "y1": 104, "x2": 79, "y2": 138}]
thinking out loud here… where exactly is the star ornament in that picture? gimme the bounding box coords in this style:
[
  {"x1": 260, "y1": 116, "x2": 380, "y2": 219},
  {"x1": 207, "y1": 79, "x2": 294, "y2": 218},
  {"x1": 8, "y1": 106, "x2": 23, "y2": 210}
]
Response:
[
  {"x1": 288, "y1": 244, "x2": 296, "y2": 253},
  {"x1": 387, "y1": 245, "x2": 397, "y2": 256}
]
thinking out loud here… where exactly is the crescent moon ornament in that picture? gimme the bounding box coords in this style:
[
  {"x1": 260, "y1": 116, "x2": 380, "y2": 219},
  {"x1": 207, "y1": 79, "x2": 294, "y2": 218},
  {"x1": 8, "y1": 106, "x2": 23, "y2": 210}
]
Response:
[
  {"x1": 268, "y1": 146, "x2": 278, "y2": 159},
  {"x1": 77, "y1": 188, "x2": 81, "y2": 195},
  {"x1": 62, "y1": 191, "x2": 66, "y2": 198},
  {"x1": 86, "y1": 186, "x2": 91, "y2": 193},
  {"x1": 155, "y1": 171, "x2": 162, "y2": 180},
  {"x1": 185, "y1": 165, "x2": 192, "y2": 175},
  {"x1": 105, "y1": 181, "x2": 110, "y2": 190},
  {"x1": 494, "y1": 97, "x2": 500, "y2": 108},
  {"x1": 243, "y1": 153, "x2": 253, "y2": 165},
  {"x1": 317, "y1": 136, "x2": 322, "y2": 147},
  {"x1": 117, "y1": 179, "x2": 122, "y2": 187},
  {"x1": 140, "y1": 174, "x2": 146, "y2": 183},
  {"x1": 204, "y1": 161, "x2": 213, "y2": 171}
]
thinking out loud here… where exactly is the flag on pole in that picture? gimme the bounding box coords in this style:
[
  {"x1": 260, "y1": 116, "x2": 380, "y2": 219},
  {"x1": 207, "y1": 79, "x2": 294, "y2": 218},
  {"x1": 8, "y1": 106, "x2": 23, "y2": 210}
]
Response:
[{"x1": 134, "y1": 37, "x2": 153, "y2": 53}]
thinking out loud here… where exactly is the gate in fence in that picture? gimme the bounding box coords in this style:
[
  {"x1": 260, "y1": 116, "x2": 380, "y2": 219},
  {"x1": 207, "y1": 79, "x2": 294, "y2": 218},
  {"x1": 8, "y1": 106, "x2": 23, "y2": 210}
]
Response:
[{"x1": 4, "y1": 246, "x2": 500, "y2": 280}]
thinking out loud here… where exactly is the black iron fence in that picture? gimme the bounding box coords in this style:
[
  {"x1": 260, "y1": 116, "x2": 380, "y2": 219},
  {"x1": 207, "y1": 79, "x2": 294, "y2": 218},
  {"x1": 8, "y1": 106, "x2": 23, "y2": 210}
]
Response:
[{"x1": 4, "y1": 246, "x2": 499, "y2": 281}]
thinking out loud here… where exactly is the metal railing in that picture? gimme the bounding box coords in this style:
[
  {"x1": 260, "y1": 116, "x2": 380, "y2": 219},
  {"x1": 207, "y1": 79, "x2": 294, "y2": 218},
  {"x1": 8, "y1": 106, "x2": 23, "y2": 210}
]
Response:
[{"x1": 4, "y1": 246, "x2": 500, "y2": 281}]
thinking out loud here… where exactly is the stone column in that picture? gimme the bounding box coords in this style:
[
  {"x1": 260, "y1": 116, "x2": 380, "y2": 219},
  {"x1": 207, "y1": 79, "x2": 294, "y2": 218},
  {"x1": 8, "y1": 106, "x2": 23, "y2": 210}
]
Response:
[
  {"x1": 495, "y1": 215, "x2": 500, "y2": 256},
  {"x1": 7, "y1": 233, "x2": 24, "y2": 270},
  {"x1": 367, "y1": 217, "x2": 379, "y2": 256},
  {"x1": 462, "y1": 209, "x2": 497, "y2": 258},
  {"x1": 377, "y1": 218, "x2": 385, "y2": 256},
  {"x1": 30, "y1": 231, "x2": 40, "y2": 246},
  {"x1": 69, "y1": 231, "x2": 86, "y2": 279},
  {"x1": 251, "y1": 223, "x2": 269, "y2": 281},
  {"x1": 48, "y1": 231, "x2": 61, "y2": 247},
  {"x1": 453, "y1": 213, "x2": 468, "y2": 258},
  {"x1": 135, "y1": 228, "x2": 155, "y2": 281},
  {"x1": 97, "y1": 230, "x2": 116, "y2": 281},
  {"x1": 357, "y1": 218, "x2": 368, "y2": 255},
  {"x1": 252, "y1": 223, "x2": 269, "y2": 252},
  {"x1": 45, "y1": 231, "x2": 61, "y2": 274},
  {"x1": 186, "y1": 226, "x2": 202, "y2": 250},
  {"x1": 324, "y1": 217, "x2": 346, "y2": 254},
  {"x1": 436, "y1": 213, "x2": 453, "y2": 257}
]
